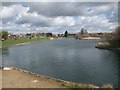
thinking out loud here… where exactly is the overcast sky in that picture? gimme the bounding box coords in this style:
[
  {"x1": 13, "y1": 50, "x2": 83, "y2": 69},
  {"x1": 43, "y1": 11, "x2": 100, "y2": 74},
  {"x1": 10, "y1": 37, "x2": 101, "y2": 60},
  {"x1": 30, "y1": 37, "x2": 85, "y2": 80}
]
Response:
[{"x1": 0, "y1": 1, "x2": 119, "y2": 34}]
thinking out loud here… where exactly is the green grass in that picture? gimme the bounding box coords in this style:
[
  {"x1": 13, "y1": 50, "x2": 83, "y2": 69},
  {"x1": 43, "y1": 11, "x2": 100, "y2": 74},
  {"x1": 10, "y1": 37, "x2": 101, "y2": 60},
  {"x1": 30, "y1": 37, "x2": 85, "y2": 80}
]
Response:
[{"x1": 0, "y1": 37, "x2": 49, "y2": 47}]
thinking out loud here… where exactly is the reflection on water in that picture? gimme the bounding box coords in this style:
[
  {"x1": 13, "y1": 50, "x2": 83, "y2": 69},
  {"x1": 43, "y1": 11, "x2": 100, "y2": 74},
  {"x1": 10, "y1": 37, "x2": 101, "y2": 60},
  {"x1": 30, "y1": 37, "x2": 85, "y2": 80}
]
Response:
[
  {"x1": 118, "y1": 51, "x2": 120, "y2": 89},
  {"x1": 2, "y1": 48, "x2": 9, "y2": 55},
  {"x1": 0, "y1": 48, "x2": 9, "y2": 66},
  {"x1": 1, "y1": 39, "x2": 119, "y2": 87}
]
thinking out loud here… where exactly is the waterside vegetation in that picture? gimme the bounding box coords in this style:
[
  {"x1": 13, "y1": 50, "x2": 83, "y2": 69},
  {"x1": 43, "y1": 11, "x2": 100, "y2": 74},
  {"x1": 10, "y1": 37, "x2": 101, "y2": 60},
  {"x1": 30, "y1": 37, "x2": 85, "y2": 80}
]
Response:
[{"x1": 96, "y1": 26, "x2": 120, "y2": 50}]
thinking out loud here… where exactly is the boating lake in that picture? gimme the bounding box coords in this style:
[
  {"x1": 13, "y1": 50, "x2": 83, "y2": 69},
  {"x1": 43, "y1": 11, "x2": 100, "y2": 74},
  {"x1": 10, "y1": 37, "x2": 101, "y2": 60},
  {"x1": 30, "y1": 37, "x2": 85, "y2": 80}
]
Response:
[{"x1": 1, "y1": 38, "x2": 119, "y2": 87}]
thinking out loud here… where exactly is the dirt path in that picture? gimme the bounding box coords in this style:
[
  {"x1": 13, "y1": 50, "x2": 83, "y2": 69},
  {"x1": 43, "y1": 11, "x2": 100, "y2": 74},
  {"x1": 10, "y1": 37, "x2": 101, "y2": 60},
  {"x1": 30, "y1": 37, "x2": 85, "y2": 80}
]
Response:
[
  {"x1": 0, "y1": 67, "x2": 102, "y2": 89},
  {"x1": 1, "y1": 68, "x2": 65, "y2": 88}
]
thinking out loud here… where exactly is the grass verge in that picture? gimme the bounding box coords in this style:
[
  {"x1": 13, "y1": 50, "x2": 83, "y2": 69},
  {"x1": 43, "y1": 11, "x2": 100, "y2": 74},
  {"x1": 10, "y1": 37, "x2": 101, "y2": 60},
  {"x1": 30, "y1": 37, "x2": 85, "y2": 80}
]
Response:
[{"x1": 0, "y1": 37, "x2": 49, "y2": 47}]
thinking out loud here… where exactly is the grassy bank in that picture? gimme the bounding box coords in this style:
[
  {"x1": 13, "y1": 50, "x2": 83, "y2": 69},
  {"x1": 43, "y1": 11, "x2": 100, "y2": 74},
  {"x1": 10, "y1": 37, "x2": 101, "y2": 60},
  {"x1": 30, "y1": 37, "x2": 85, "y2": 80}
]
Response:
[
  {"x1": 0, "y1": 37, "x2": 49, "y2": 47},
  {"x1": 95, "y1": 42, "x2": 111, "y2": 49}
]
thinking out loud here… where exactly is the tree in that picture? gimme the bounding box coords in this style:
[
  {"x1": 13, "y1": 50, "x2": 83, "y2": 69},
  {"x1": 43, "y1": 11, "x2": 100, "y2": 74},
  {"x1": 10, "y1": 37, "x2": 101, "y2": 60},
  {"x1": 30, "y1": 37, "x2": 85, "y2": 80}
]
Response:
[
  {"x1": 80, "y1": 28, "x2": 88, "y2": 35},
  {"x1": 80, "y1": 28, "x2": 84, "y2": 35},
  {"x1": 46, "y1": 33, "x2": 52, "y2": 37},
  {"x1": 2, "y1": 31, "x2": 8, "y2": 40},
  {"x1": 109, "y1": 26, "x2": 120, "y2": 48},
  {"x1": 64, "y1": 31, "x2": 68, "y2": 37}
]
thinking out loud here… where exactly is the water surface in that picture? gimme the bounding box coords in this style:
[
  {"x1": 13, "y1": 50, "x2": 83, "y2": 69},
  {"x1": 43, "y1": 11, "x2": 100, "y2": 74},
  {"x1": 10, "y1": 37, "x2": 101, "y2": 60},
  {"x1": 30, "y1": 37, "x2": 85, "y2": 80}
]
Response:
[{"x1": 1, "y1": 38, "x2": 119, "y2": 87}]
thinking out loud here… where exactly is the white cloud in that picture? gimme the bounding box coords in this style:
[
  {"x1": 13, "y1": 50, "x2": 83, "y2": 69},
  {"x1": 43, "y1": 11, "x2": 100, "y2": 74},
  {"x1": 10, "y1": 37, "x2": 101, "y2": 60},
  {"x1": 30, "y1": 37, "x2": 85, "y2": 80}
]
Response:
[
  {"x1": 69, "y1": 15, "x2": 116, "y2": 33},
  {"x1": 66, "y1": 17, "x2": 75, "y2": 26},
  {"x1": 16, "y1": 12, "x2": 51, "y2": 26},
  {"x1": 53, "y1": 16, "x2": 75, "y2": 26},
  {"x1": 1, "y1": 2, "x2": 118, "y2": 34},
  {"x1": 0, "y1": 4, "x2": 29, "y2": 22}
]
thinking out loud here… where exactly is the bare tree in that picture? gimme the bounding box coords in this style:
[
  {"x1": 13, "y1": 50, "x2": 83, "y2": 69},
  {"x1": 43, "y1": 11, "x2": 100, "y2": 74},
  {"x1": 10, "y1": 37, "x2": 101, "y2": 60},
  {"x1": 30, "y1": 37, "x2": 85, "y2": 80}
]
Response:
[{"x1": 109, "y1": 26, "x2": 120, "y2": 48}]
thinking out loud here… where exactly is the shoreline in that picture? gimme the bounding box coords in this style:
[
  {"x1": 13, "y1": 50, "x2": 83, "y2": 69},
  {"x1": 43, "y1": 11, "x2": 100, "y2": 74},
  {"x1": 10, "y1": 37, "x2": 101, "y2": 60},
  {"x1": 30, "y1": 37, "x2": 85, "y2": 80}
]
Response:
[
  {"x1": 1, "y1": 66, "x2": 100, "y2": 88},
  {"x1": 1, "y1": 67, "x2": 114, "y2": 88},
  {"x1": 1, "y1": 38, "x2": 102, "y2": 49}
]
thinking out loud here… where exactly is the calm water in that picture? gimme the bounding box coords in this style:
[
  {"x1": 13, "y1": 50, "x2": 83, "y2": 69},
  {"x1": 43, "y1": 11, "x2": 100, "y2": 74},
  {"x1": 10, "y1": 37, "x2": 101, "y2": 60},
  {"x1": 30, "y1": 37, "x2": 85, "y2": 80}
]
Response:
[{"x1": 1, "y1": 38, "x2": 119, "y2": 87}]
